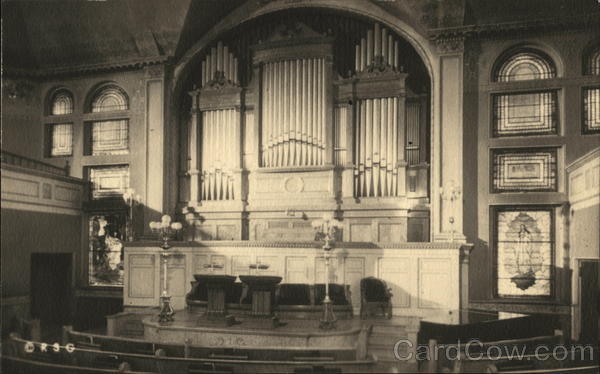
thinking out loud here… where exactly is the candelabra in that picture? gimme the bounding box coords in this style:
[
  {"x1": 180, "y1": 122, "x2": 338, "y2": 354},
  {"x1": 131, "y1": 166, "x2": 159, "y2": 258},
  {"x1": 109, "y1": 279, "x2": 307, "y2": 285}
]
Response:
[
  {"x1": 122, "y1": 188, "x2": 142, "y2": 242},
  {"x1": 312, "y1": 213, "x2": 343, "y2": 329},
  {"x1": 149, "y1": 215, "x2": 183, "y2": 323},
  {"x1": 440, "y1": 181, "x2": 462, "y2": 242}
]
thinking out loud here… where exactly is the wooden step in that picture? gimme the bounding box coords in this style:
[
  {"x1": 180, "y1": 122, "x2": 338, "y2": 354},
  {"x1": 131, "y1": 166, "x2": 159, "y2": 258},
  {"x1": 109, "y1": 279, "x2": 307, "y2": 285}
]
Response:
[
  {"x1": 368, "y1": 333, "x2": 407, "y2": 345},
  {"x1": 293, "y1": 356, "x2": 335, "y2": 362},
  {"x1": 368, "y1": 347, "x2": 402, "y2": 361},
  {"x1": 189, "y1": 363, "x2": 234, "y2": 374},
  {"x1": 209, "y1": 353, "x2": 249, "y2": 360},
  {"x1": 370, "y1": 324, "x2": 407, "y2": 335}
]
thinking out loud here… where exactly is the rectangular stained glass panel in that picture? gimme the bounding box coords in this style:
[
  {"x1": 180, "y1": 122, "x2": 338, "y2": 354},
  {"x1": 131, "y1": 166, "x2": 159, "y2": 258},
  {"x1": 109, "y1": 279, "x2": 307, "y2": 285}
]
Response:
[
  {"x1": 90, "y1": 165, "x2": 129, "y2": 199},
  {"x1": 496, "y1": 208, "x2": 553, "y2": 297},
  {"x1": 92, "y1": 119, "x2": 129, "y2": 155},
  {"x1": 493, "y1": 91, "x2": 558, "y2": 137},
  {"x1": 50, "y1": 123, "x2": 73, "y2": 156},
  {"x1": 583, "y1": 87, "x2": 600, "y2": 134},
  {"x1": 492, "y1": 148, "x2": 557, "y2": 192},
  {"x1": 89, "y1": 213, "x2": 126, "y2": 286}
]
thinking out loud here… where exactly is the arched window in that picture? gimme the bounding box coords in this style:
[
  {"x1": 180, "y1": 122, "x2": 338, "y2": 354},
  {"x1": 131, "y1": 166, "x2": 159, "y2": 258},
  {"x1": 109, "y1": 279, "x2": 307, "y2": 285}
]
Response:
[
  {"x1": 583, "y1": 46, "x2": 600, "y2": 76},
  {"x1": 492, "y1": 48, "x2": 558, "y2": 137},
  {"x1": 494, "y1": 49, "x2": 556, "y2": 82},
  {"x1": 91, "y1": 85, "x2": 128, "y2": 112},
  {"x1": 583, "y1": 46, "x2": 599, "y2": 133},
  {"x1": 45, "y1": 89, "x2": 74, "y2": 157},
  {"x1": 86, "y1": 85, "x2": 129, "y2": 155},
  {"x1": 50, "y1": 89, "x2": 74, "y2": 115}
]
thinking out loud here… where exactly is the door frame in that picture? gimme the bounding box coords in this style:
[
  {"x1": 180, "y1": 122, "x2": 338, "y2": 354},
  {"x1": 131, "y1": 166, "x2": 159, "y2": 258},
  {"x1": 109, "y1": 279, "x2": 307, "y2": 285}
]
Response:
[
  {"x1": 574, "y1": 257, "x2": 599, "y2": 342},
  {"x1": 30, "y1": 252, "x2": 75, "y2": 325}
]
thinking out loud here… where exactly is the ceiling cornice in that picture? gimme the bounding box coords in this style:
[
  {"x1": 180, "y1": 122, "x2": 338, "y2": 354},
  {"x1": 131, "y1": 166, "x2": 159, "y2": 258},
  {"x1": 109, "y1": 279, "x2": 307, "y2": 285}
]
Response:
[
  {"x1": 428, "y1": 12, "x2": 600, "y2": 42},
  {"x1": 3, "y1": 55, "x2": 170, "y2": 80}
]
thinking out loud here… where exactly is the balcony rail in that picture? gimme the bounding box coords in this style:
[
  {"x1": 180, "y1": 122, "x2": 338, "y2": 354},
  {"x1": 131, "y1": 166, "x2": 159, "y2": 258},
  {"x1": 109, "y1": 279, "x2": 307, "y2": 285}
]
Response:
[{"x1": 1, "y1": 150, "x2": 69, "y2": 177}]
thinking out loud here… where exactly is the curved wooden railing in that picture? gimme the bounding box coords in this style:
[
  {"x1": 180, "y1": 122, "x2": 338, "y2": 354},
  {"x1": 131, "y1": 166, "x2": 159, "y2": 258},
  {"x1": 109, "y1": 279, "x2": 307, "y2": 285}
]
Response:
[
  {"x1": 7, "y1": 331, "x2": 375, "y2": 374},
  {"x1": 1, "y1": 150, "x2": 69, "y2": 176}
]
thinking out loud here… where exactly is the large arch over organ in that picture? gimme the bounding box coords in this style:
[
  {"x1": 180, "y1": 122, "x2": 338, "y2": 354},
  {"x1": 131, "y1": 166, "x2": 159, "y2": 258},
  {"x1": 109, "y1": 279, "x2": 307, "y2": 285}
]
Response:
[{"x1": 178, "y1": 9, "x2": 431, "y2": 243}]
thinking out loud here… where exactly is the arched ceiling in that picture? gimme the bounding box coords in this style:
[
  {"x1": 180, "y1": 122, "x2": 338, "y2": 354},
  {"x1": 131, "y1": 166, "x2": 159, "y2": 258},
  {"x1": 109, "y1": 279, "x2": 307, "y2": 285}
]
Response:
[{"x1": 2, "y1": 0, "x2": 598, "y2": 74}]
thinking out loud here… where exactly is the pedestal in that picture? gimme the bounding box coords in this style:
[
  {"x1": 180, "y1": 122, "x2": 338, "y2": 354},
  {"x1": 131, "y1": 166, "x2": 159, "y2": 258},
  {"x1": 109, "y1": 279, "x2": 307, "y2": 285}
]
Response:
[
  {"x1": 193, "y1": 274, "x2": 237, "y2": 317},
  {"x1": 239, "y1": 275, "x2": 282, "y2": 317}
]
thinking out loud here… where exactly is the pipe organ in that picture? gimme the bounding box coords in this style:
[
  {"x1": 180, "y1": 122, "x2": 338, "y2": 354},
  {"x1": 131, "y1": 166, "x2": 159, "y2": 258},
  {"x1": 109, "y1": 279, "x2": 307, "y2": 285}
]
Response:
[
  {"x1": 261, "y1": 58, "x2": 326, "y2": 167},
  {"x1": 355, "y1": 23, "x2": 400, "y2": 73},
  {"x1": 184, "y1": 21, "x2": 429, "y2": 242},
  {"x1": 188, "y1": 44, "x2": 242, "y2": 206},
  {"x1": 344, "y1": 23, "x2": 408, "y2": 198},
  {"x1": 200, "y1": 42, "x2": 238, "y2": 88},
  {"x1": 354, "y1": 97, "x2": 401, "y2": 197},
  {"x1": 200, "y1": 109, "x2": 239, "y2": 200}
]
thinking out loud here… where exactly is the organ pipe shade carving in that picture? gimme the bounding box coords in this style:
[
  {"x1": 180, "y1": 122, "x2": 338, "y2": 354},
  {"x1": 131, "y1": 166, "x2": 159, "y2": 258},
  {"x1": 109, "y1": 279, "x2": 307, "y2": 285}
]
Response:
[
  {"x1": 201, "y1": 109, "x2": 238, "y2": 200},
  {"x1": 354, "y1": 97, "x2": 401, "y2": 197},
  {"x1": 201, "y1": 41, "x2": 239, "y2": 88},
  {"x1": 261, "y1": 58, "x2": 326, "y2": 167},
  {"x1": 354, "y1": 23, "x2": 400, "y2": 73}
]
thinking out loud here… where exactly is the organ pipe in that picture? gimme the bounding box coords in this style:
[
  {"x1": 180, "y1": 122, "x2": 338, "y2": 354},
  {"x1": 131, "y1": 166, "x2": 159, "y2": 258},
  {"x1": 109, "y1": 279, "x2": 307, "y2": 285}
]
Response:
[
  {"x1": 354, "y1": 97, "x2": 402, "y2": 197},
  {"x1": 354, "y1": 23, "x2": 401, "y2": 73},
  {"x1": 201, "y1": 43, "x2": 239, "y2": 87},
  {"x1": 261, "y1": 58, "x2": 326, "y2": 167},
  {"x1": 200, "y1": 109, "x2": 238, "y2": 201}
]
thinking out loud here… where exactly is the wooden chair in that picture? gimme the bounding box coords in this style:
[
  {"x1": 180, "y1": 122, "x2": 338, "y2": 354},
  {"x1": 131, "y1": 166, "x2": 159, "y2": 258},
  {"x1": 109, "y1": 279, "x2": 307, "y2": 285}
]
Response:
[{"x1": 359, "y1": 277, "x2": 392, "y2": 319}]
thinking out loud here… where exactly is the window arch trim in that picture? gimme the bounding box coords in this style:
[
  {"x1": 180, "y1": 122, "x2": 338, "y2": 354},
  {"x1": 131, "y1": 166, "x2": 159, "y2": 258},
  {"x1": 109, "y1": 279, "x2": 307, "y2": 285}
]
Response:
[
  {"x1": 493, "y1": 48, "x2": 557, "y2": 82},
  {"x1": 583, "y1": 45, "x2": 600, "y2": 76},
  {"x1": 47, "y1": 88, "x2": 74, "y2": 116},
  {"x1": 88, "y1": 84, "x2": 129, "y2": 113}
]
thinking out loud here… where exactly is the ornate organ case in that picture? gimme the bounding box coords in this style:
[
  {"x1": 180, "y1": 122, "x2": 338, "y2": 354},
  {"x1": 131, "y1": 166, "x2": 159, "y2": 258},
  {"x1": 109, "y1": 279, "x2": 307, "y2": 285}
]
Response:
[{"x1": 185, "y1": 22, "x2": 429, "y2": 242}]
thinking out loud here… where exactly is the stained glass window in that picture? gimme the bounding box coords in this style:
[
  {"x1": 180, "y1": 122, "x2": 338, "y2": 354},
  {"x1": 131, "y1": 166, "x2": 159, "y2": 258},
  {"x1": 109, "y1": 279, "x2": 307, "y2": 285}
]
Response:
[
  {"x1": 584, "y1": 47, "x2": 600, "y2": 76},
  {"x1": 583, "y1": 87, "x2": 600, "y2": 134},
  {"x1": 91, "y1": 86, "x2": 128, "y2": 112},
  {"x1": 89, "y1": 212, "x2": 126, "y2": 286},
  {"x1": 51, "y1": 90, "x2": 74, "y2": 115},
  {"x1": 495, "y1": 208, "x2": 553, "y2": 298},
  {"x1": 492, "y1": 91, "x2": 558, "y2": 137},
  {"x1": 50, "y1": 123, "x2": 73, "y2": 157},
  {"x1": 495, "y1": 50, "x2": 556, "y2": 82},
  {"x1": 89, "y1": 165, "x2": 129, "y2": 199},
  {"x1": 492, "y1": 148, "x2": 557, "y2": 192},
  {"x1": 91, "y1": 119, "x2": 129, "y2": 155}
]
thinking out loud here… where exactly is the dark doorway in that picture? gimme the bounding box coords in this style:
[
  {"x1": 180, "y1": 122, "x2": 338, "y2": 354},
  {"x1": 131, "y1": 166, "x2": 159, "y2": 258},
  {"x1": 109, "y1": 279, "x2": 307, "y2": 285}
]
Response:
[
  {"x1": 30, "y1": 253, "x2": 72, "y2": 329},
  {"x1": 579, "y1": 260, "x2": 599, "y2": 343}
]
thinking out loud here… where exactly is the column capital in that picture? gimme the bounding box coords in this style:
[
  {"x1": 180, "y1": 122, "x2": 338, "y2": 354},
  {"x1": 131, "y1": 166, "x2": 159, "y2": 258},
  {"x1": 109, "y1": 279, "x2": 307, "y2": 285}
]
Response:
[{"x1": 433, "y1": 35, "x2": 465, "y2": 55}]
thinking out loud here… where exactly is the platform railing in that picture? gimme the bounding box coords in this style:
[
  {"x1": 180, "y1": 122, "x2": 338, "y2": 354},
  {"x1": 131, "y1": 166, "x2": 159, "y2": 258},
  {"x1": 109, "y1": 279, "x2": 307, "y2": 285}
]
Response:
[{"x1": 1, "y1": 150, "x2": 69, "y2": 176}]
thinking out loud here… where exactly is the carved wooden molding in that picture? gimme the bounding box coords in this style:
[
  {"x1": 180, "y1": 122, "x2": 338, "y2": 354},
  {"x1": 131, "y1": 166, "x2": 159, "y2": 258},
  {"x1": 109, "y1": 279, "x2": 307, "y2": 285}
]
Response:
[
  {"x1": 126, "y1": 240, "x2": 467, "y2": 250},
  {"x1": 252, "y1": 22, "x2": 333, "y2": 63},
  {"x1": 335, "y1": 73, "x2": 407, "y2": 102}
]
